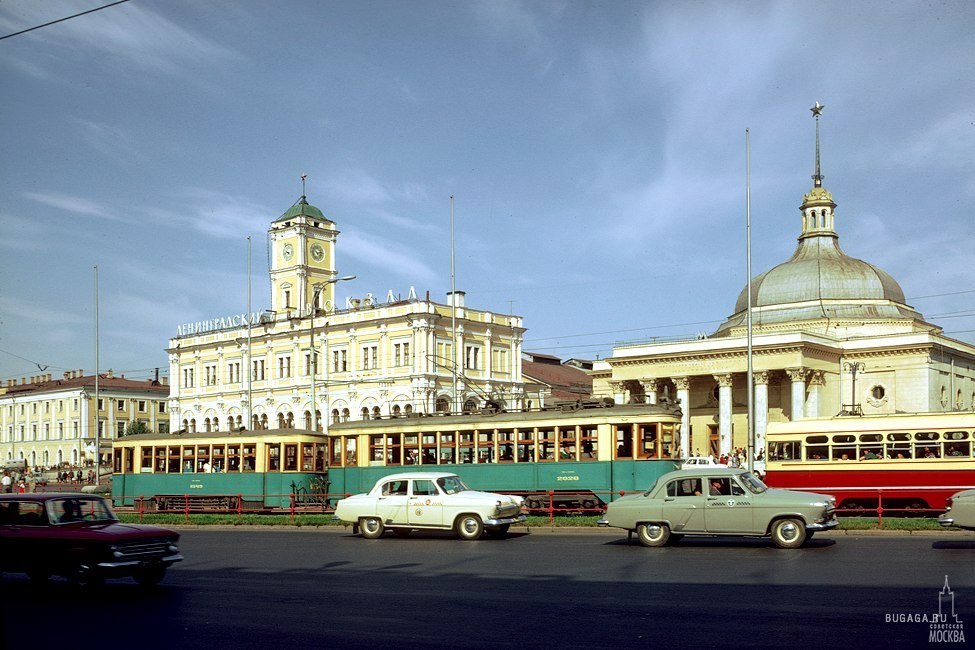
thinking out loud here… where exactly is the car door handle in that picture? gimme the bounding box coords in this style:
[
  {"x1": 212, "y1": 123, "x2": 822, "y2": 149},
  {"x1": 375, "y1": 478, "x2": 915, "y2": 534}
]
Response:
[{"x1": 664, "y1": 497, "x2": 675, "y2": 502}]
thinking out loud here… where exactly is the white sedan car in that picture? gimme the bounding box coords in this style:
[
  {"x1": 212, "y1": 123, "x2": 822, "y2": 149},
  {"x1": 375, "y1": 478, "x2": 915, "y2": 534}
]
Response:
[{"x1": 334, "y1": 472, "x2": 526, "y2": 540}]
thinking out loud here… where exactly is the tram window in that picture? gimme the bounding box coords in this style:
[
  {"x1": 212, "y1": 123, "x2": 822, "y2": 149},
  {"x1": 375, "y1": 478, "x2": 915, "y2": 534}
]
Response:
[
  {"x1": 886, "y1": 443, "x2": 912, "y2": 459},
  {"x1": 858, "y1": 434, "x2": 883, "y2": 443},
  {"x1": 168, "y1": 446, "x2": 181, "y2": 473},
  {"x1": 268, "y1": 445, "x2": 281, "y2": 471},
  {"x1": 580, "y1": 426, "x2": 597, "y2": 460},
  {"x1": 887, "y1": 432, "x2": 910, "y2": 442},
  {"x1": 440, "y1": 445, "x2": 456, "y2": 465},
  {"x1": 615, "y1": 425, "x2": 633, "y2": 459},
  {"x1": 915, "y1": 431, "x2": 940, "y2": 441},
  {"x1": 769, "y1": 441, "x2": 799, "y2": 461},
  {"x1": 227, "y1": 445, "x2": 241, "y2": 471},
  {"x1": 197, "y1": 446, "x2": 210, "y2": 472},
  {"x1": 242, "y1": 444, "x2": 256, "y2": 471},
  {"x1": 916, "y1": 444, "x2": 940, "y2": 459},
  {"x1": 832, "y1": 434, "x2": 855, "y2": 444},
  {"x1": 212, "y1": 446, "x2": 225, "y2": 472},
  {"x1": 386, "y1": 434, "x2": 402, "y2": 466},
  {"x1": 345, "y1": 439, "x2": 357, "y2": 466},
  {"x1": 141, "y1": 449, "x2": 153, "y2": 472},
  {"x1": 284, "y1": 444, "x2": 298, "y2": 471},
  {"x1": 832, "y1": 446, "x2": 856, "y2": 461},
  {"x1": 459, "y1": 431, "x2": 474, "y2": 464},
  {"x1": 498, "y1": 443, "x2": 514, "y2": 462},
  {"x1": 858, "y1": 446, "x2": 883, "y2": 460},
  {"x1": 807, "y1": 435, "x2": 829, "y2": 444},
  {"x1": 517, "y1": 429, "x2": 535, "y2": 462},
  {"x1": 945, "y1": 431, "x2": 969, "y2": 441},
  {"x1": 421, "y1": 433, "x2": 437, "y2": 464},
  {"x1": 805, "y1": 444, "x2": 829, "y2": 460},
  {"x1": 638, "y1": 424, "x2": 658, "y2": 459},
  {"x1": 477, "y1": 431, "x2": 494, "y2": 463},
  {"x1": 369, "y1": 435, "x2": 385, "y2": 464},
  {"x1": 667, "y1": 478, "x2": 702, "y2": 497},
  {"x1": 113, "y1": 449, "x2": 123, "y2": 473},
  {"x1": 945, "y1": 441, "x2": 970, "y2": 457},
  {"x1": 315, "y1": 445, "x2": 325, "y2": 471},
  {"x1": 330, "y1": 438, "x2": 343, "y2": 466},
  {"x1": 183, "y1": 447, "x2": 195, "y2": 473},
  {"x1": 538, "y1": 428, "x2": 556, "y2": 461}
]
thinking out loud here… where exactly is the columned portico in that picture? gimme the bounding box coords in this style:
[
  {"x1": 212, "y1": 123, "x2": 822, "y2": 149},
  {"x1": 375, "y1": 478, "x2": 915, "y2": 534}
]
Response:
[
  {"x1": 806, "y1": 370, "x2": 825, "y2": 419},
  {"x1": 786, "y1": 367, "x2": 807, "y2": 421},
  {"x1": 673, "y1": 376, "x2": 691, "y2": 457},
  {"x1": 753, "y1": 371, "x2": 769, "y2": 457},
  {"x1": 639, "y1": 379, "x2": 657, "y2": 405},
  {"x1": 714, "y1": 373, "x2": 733, "y2": 455}
]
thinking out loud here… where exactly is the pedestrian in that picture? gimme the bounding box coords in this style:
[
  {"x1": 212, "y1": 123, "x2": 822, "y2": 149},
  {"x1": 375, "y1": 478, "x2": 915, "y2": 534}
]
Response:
[{"x1": 1, "y1": 470, "x2": 11, "y2": 493}]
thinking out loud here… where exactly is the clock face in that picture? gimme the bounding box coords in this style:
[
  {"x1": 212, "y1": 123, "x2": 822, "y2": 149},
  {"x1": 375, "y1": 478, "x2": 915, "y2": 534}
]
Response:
[
  {"x1": 282, "y1": 243, "x2": 294, "y2": 261},
  {"x1": 311, "y1": 243, "x2": 325, "y2": 262}
]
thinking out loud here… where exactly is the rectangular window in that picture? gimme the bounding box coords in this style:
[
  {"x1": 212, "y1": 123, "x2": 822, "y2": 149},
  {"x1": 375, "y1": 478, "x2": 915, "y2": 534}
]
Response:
[
  {"x1": 437, "y1": 341, "x2": 453, "y2": 368},
  {"x1": 158, "y1": 421, "x2": 169, "y2": 434},
  {"x1": 252, "y1": 359, "x2": 265, "y2": 381},
  {"x1": 394, "y1": 342, "x2": 411, "y2": 367},
  {"x1": 278, "y1": 355, "x2": 292, "y2": 379},
  {"x1": 465, "y1": 345, "x2": 480, "y2": 370},
  {"x1": 182, "y1": 367, "x2": 195, "y2": 388},
  {"x1": 304, "y1": 352, "x2": 319, "y2": 377},
  {"x1": 138, "y1": 400, "x2": 147, "y2": 413},
  {"x1": 117, "y1": 422, "x2": 125, "y2": 436},
  {"x1": 204, "y1": 364, "x2": 218, "y2": 386},
  {"x1": 361, "y1": 345, "x2": 378, "y2": 370},
  {"x1": 158, "y1": 401, "x2": 166, "y2": 414},
  {"x1": 117, "y1": 399, "x2": 126, "y2": 411},
  {"x1": 226, "y1": 360, "x2": 241, "y2": 383},
  {"x1": 492, "y1": 348, "x2": 509, "y2": 373},
  {"x1": 44, "y1": 401, "x2": 50, "y2": 414},
  {"x1": 332, "y1": 348, "x2": 347, "y2": 372}
]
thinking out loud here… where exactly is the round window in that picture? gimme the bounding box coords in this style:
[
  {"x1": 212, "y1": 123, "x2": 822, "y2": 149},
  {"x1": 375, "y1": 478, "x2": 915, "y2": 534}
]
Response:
[{"x1": 871, "y1": 385, "x2": 885, "y2": 400}]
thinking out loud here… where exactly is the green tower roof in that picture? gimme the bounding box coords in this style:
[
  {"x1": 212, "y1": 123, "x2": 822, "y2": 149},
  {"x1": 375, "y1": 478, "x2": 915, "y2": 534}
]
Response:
[{"x1": 274, "y1": 196, "x2": 326, "y2": 223}]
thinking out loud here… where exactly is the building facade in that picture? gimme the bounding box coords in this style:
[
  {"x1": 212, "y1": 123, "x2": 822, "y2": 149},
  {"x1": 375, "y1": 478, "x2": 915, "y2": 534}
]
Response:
[
  {"x1": 168, "y1": 196, "x2": 527, "y2": 433},
  {"x1": 0, "y1": 370, "x2": 170, "y2": 470},
  {"x1": 592, "y1": 109, "x2": 975, "y2": 459}
]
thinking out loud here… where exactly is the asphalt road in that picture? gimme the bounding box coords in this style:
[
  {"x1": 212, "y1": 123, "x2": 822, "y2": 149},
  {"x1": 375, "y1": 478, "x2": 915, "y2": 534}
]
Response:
[{"x1": 3, "y1": 528, "x2": 973, "y2": 648}]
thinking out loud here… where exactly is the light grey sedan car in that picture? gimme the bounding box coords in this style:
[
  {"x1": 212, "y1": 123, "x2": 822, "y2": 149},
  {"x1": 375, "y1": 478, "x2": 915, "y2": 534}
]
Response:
[
  {"x1": 939, "y1": 489, "x2": 975, "y2": 531},
  {"x1": 598, "y1": 468, "x2": 837, "y2": 548}
]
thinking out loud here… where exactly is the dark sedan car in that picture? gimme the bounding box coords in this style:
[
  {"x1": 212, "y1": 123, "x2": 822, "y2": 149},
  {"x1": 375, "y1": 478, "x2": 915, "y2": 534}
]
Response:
[{"x1": 0, "y1": 493, "x2": 182, "y2": 586}]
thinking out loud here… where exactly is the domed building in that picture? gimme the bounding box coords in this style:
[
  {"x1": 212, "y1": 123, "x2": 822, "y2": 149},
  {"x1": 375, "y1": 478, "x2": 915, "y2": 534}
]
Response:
[{"x1": 592, "y1": 107, "x2": 975, "y2": 459}]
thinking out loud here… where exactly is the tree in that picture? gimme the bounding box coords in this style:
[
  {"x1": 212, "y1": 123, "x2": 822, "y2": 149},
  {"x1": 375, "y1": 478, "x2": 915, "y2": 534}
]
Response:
[{"x1": 123, "y1": 421, "x2": 151, "y2": 437}]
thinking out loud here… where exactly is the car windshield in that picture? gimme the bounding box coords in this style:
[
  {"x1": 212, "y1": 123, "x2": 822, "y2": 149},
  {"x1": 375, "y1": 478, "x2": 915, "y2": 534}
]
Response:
[
  {"x1": 46, "y1": 497, "x2": 117, "y2": 524},
  {"x1": 436, "y1": 476, "x2": 469, "y2": 495},
  {"x1": 738, "y1": 472, "x2": 768, "y2": 494}
]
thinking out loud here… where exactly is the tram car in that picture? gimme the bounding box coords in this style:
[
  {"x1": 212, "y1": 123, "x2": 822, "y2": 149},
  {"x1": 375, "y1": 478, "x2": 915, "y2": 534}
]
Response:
[
  {"x1": 111, "y1": 429, "x2": 329, "y2": 511},
  {"x1": 764, "y1": 412, "x2": 975, "y2": 511},
  {"x1": 324, "y1": 400, "x2": 683, "y2": 511}
]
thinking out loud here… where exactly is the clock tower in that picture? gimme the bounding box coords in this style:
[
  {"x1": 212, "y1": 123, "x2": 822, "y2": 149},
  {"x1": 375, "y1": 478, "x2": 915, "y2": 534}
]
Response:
[{"x1": 268, "y1": 195, "x2": 340, "y2": 314}]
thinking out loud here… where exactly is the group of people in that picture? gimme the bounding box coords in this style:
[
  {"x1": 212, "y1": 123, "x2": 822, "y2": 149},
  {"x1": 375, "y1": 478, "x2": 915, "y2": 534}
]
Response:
[{"x1": 54, "y1": 469, "x2": 95, "y2": 484}]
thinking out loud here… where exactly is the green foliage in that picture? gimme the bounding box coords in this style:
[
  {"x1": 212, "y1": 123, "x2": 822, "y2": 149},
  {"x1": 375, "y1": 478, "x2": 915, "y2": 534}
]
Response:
[{"x1": 123, "y1": 420, "x2": 151, "y2": 436}]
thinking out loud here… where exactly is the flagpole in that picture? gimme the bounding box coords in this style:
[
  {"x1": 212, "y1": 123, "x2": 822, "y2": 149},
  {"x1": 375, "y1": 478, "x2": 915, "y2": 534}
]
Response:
[
  {"x1": 745, "y1": 129, "x2": 755, "y2": 472},
  {"x1": 93, "y1": 265, "x2": 100, "y2": 484}
]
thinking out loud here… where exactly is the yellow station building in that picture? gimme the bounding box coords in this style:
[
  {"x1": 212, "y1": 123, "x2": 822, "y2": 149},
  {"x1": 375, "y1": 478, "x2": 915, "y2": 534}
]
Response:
[
  {"x1": 168, "y1": 196, "x2": 527, "y2": 433},
  {"x1": 0, "y1": 370, "x2": 170, "y2": 470}
]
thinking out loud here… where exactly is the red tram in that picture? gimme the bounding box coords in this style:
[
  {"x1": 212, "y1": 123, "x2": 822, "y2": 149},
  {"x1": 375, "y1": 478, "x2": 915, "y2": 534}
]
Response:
[{"x1": 764, "y1": 412, "x2": 975, "y2": 511}]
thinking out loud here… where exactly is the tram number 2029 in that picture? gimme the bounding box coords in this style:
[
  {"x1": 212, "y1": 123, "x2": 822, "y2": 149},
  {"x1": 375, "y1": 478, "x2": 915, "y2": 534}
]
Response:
[{"x1": 556, "y1": 475, "x2": 580, "y2": 482}]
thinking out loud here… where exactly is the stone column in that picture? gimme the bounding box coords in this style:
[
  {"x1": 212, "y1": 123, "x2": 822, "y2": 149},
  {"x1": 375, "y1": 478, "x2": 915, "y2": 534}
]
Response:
[
  {"x1": 806, "y1": 370, "x2": 825, "y2": 418},
  {"x1": 714, "y1": 373, "x2": 733, "y2": 455},
  {"x1": 639, "y1": 379, "x2": 658, "y2": 405},
  {"x1": 610, "y1": 381, "x2": 627, "y2": 405},
  {"x1": 753, "y1": 371, "x2": 769, "y2": 457},
  {"x1": 673, "y1": 377, "x2": 691, "y2": 458},
  {"x1": 786, "y1": 368, "x2": 807, "y2": 421}
]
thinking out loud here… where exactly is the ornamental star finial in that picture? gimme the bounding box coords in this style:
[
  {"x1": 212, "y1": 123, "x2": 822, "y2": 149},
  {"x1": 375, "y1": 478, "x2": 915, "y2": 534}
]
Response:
[{"x1": 810, "y1": 101, "x2": 825, "y2": 117}]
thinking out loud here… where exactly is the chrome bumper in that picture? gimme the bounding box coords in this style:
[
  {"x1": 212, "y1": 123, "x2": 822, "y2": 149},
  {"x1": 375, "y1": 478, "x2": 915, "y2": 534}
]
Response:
[
  {"x1": 596, "y1": 519, "x2": 609, "y2": 527},
  {"x1": 938, "y1": 516, "x2": 954, "y2": 527},
  {"x1": 97, "y1": 553, "x2": 184, "y2": 569},
  {"x1": 806, "y1": 519, "x2": 839, "y2": 531},
  {"x1": 484, "y1": 514, "x2": 528, "y2": 526}
]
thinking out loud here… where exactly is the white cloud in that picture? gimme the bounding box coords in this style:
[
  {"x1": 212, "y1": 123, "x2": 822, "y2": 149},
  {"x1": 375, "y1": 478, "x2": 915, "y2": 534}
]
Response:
[
  {"x1": 23, "y1": 192, "x2": 120, "y2": 221},
  {"x1": 340, "y1": 229, "x2": 438, "y2": 285}
]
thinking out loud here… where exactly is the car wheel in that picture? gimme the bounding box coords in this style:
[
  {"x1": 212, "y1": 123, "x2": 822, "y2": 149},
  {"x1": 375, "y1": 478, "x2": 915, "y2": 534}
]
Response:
[
  {"x1": 636, "y1": 522, "x2": 670, "y2": 547},
  {"x1": 455, "y1": 514, "x2": 484, "y2": 541},
  {"x1": 69, "y1": 563, "x2": 104, "y2": 588},
  {"x1": 134, "y1": 567, "x2": 167, "y2": 586},
  {"x1": 485, "y1": 523, "x2": 510, "y2": 539},
  {"x1": 28, "y1": 566, "x2": 49, "y2": 584},
  {"x1": 770, "y1": 517, "x2": 807, "y2": 549},
  {"x1": 359, "y1": 517, "x2": 385, "y2": 539},
  {"x1": 392, "y1": 528, "x2": 412, "y2": 538}
]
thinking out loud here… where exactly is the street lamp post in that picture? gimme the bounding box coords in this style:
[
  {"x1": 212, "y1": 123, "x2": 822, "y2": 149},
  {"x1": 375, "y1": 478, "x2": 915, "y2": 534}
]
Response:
[
  {"x1": 843, "y1": 361, "x2": 865, "y2": 415},
  {"x1": 310, "y1": 275, "x2": 356, "y2": 433}
]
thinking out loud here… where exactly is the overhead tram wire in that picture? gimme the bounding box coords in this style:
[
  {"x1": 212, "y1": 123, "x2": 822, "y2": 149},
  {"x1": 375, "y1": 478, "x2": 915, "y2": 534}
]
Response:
[{"x1": 0, "y1": 0, "x2": 133, "y2": 41}]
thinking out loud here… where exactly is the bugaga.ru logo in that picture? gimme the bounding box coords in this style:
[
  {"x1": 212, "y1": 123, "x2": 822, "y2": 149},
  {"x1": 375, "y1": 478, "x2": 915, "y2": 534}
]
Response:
[{"x1": 885, "y1": 576, "x2": 966, "y2": 643}]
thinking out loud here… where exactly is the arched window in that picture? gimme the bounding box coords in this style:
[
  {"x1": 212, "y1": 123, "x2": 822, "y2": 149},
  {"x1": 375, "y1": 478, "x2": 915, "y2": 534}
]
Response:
[
  {"x1": 405, "y1": 404, "x2": 413, "y2": 415},
  {"x1": 235, "y1": 415, "x2": 243, "y2": 429},
  {"x1": 204, "y1": 418, "x2": 212, "y2": 433},
  {"x1": 331, "y1": 409, "x2": 340, "y2": 424},
  {"x1": 277, "y1": 413, "x2": 286, "y2": 429},
  {"x1": 436, "y1": 397, "x2": 450, "y2": 413},
  {"x1": 286, "y1": 412, "x2": 294, "y2": 428},
  {"x1": 189, "y1": 419, "x2": 196, "y2": 433},
  {"x1": 213, "y1": 417, "x2": 220, "y2": 431},
  {"x1": 392, "y1": 405, "x2": 401, "y2": 416},
  {"x1": 341, "y1": 408, "x2": 350, "y2": 422},
  {"x1": 304, "y1": 410, "x2": 312, "y2": 429},
  {"x1": 360, "y1": 407, "x2": 369, "y2": 420},
  {"x1": 372, "y1": 406, "x2": 381, "y2": 420},
  {"x1": 182, "y1": 419, "x2": 189, "y2": 432},
  {"x1": 463, "y1": 399, "x2": 477, "y2": 414},
  {"x1": 260, "y1": 414, "x2": 268, "y2": 430}
]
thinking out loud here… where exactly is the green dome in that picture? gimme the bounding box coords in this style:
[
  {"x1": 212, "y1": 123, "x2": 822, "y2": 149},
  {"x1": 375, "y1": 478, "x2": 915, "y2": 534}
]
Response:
[{"x1": 275, "y1": 196, "x2": 326, "y2": 223}]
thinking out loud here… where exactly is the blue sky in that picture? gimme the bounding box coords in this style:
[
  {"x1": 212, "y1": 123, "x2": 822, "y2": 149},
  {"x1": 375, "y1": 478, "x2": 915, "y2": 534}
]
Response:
[{"x1": 1, "y1": 0, "x2": 973, "y2": 383}]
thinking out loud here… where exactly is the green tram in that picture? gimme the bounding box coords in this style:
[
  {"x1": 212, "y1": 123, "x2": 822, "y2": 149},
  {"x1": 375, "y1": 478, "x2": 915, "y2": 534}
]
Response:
[
  {"x1": 111, "y1": 429, "x2": 329, "y2": 511},
  {"x1": 325, "y1": 401, "x2": 683, "y2": 510},
  {"x1": 110, "y1": 402, "x2": 682, "y2": 512}
]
